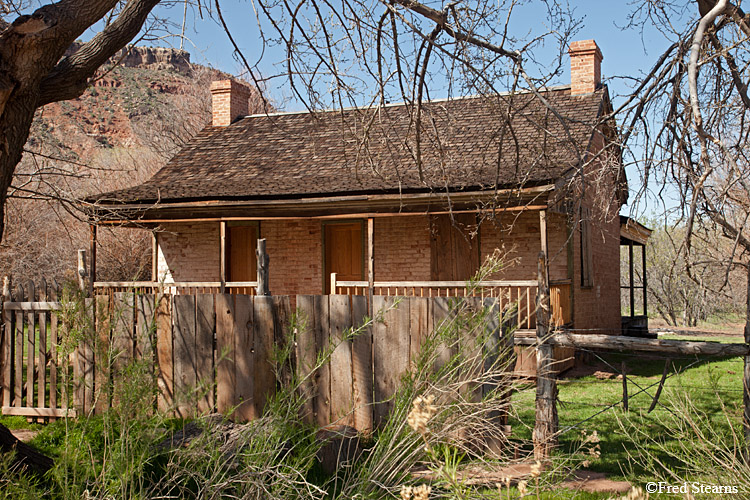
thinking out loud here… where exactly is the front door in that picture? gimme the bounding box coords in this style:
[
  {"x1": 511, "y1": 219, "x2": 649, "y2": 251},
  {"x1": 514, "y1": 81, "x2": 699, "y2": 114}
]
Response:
[
  {"x1": 324, "y1": 222, "x2": 363, "y2": 293},
  {"x1": 228, "y1": 224, "x2": 258, "y2": 281}
]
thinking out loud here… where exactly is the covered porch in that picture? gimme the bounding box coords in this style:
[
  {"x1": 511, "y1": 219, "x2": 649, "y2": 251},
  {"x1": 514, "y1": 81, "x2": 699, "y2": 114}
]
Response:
[
  {"x1": 620, "y1": 216, "x2": 652, "y2": 337},
  {"x1": 90, "y1": 199, "x2": 573, "y2": 333}
]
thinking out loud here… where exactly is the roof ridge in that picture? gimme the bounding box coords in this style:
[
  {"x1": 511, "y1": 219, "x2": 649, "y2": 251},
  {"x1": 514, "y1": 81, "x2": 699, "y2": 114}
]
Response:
[{"x1": 239, "y1": 85, "x2": 574, "y2": 120}]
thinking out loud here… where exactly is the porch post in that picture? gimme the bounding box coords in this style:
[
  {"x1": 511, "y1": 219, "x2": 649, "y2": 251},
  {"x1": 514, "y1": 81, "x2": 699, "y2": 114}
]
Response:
[
  {"x1": 367, "y1": 217, "x2": 374, "y2": 308},
  {"x1": 89, "y1": 224, "x2": 97, "y2": 289},
  {"x1": 256, "y1": 238, "x2": 270, "y2": 296},
  {"x1": 539, "y1": 210, "x2": 548, "y2": 258},
  {"x1": 539, "y1": 209, "x2": 549, "y2": 283},
  {"x1": 641, "y1": 244, "x2": 647, "y2": 317},
  {"x1": 151, "y1": 231, "x2": 158, "y2": 282},
  {"x1": 220, "y1": 221, "x2": 227, "y2": 293},
  {"x1": 629, "y1": 240, "x2": 635, "y2": 317}
]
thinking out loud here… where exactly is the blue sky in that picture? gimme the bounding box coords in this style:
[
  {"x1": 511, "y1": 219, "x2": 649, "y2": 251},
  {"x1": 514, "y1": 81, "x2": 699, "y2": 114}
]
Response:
[{"x1": 141, "y1": 0, "x2": 688, "y2": 217}]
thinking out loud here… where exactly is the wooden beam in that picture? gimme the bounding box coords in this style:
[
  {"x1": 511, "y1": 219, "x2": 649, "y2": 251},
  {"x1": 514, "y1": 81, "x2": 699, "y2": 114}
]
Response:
[
  {"x1": 151, "y1": 231, "x2": 158, "y2": 282},
  {"x1": 533, "y1": 252, "x2": 557, "y2": 459},
  {"x1": 3, "y1": 302, "x2": 61, "y2": 311},
  {"x1": 641, "y1": 244, "x2": 648, "y2": 317},
  {"x1": 77, "y1": 250, "x2": 87, "y2": 295},
  {"x1": 539, "y1": 209, "x2": 548, "y2": 257},
  {"x1": 515, "y1": 333, "x2": 750, "y2": 357},
  {"x1": 256, "y1": 238, "x2": 269, "y2": 296},
  {"x1": 94, "y1": 205, "x2": 550, "y2": 226},
  {"x1": 89, "y1": 225, "x2": 97, "y2": 287},
  {"x1": 1, "y1": 406, "x2": 76, "y2": 418},
  {"x1": 629, "y1": 240, "x2": 635, "y2": 317},
  {"x1": 220, "y1": 221, "x2": 227, "y2": 293},
  {"x1": 367, "y1": 218, "x2": 374, "y2": 305}
]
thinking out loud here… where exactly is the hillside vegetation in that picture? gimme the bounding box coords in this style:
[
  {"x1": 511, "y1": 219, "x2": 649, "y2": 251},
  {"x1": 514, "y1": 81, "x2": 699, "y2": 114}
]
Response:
[{"x1": 1, "y1": 47, "x2": 258, "y2": 285}]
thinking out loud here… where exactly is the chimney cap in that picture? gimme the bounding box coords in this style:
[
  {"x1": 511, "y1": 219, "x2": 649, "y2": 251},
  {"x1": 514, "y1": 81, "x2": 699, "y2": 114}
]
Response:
[
  {"x1": 568, "y1": 39, "x2": 603, "y2": 61},
  {"x1": 210, "y1": 79, "x2": 252, "y2": 95}
]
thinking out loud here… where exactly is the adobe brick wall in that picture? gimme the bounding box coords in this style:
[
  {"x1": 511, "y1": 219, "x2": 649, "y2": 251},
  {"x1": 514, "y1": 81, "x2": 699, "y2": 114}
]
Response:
[
  {"x1": 155, "y1": 206, "x2": 620, "y2": 334},
  {"x1": 157, "y1": 213, "x2": 573, "y2": 290},
  {"x1": 373, "y1": 216, "x2": 431, "y2": 281},
  {"x1": 262, "y1": 219, "x2": 322, "y2": 295},
  {"x1": 157, "y1": 222, "x2": 220, "y2": 282},
  {"x1": 479, "y1": 211, "x2": 569, "y2": 282},
  {"x1": 569, "y1": 129, "x2": 623, "y2": 334}
]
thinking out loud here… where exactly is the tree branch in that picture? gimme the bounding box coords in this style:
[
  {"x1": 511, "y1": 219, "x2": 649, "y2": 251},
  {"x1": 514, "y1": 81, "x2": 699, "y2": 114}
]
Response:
[{"x1": 37, "y1": 0, "x2": 161, "y2": 105}]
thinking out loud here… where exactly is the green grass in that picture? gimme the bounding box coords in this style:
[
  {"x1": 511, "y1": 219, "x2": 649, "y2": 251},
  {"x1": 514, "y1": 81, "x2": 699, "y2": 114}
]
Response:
[{"x1": 510, "y1": 352, "x2": 744, "y2": 488}]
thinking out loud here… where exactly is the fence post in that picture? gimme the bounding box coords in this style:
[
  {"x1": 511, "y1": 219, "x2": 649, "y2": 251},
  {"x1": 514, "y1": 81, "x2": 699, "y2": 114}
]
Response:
[
  {"x1": 0, "y1": 276, "x2": 8, "y2": 409},
  {"x1": 533, "y1": 252, "x2": 558, "y2": 459},
  {"x1": 256, "y1": 238, "x2": 270, "y2": 296},
  {"x1": 77, "y1": 249, "x2": 88, "y2": 296},
  {"x1": 744, "y1": 269, "x2": 750, "y2": 456}
]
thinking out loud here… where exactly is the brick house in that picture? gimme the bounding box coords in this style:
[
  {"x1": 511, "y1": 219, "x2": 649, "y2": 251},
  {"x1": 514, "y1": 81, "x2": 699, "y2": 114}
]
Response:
[{"x1": 89, "y1": 39, "x2": 639, "y2": 339}]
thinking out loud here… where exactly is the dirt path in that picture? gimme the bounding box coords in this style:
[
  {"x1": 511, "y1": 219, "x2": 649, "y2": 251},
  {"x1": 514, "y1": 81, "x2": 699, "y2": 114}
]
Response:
[{"x1": 413, "y1": 462, "x2": 631, "y2": 493}]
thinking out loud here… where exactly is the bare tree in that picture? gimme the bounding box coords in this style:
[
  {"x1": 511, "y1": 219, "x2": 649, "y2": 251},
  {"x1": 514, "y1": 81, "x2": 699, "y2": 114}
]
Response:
[
  {"x1": 0, "y1": 0, "x2": 175, "y2": 241},
  {"x1": 615, "y1": 1, "x2": 750, "y2": 333}
]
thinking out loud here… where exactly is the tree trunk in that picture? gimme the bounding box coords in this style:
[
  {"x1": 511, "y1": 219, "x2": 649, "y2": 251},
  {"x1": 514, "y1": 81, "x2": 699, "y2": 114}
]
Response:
[
  {"x1": 0, "y1": 87, "x2": 38, "y2": 241},
  {"x1": 0, "y1": 423, "x2": 53, "y2": 474}
]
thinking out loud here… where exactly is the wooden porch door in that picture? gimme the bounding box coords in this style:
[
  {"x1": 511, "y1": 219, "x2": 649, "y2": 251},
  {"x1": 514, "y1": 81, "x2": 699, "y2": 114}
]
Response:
[
  {"x1": 324, "y1": 222, "x2": 363, "y2": 293},
  {"x1": 430, "y1": 214, "x2": 480, "y2": 280},
  {"x1": 227, "y1": 224, "x2": 258, "y2": 281}
]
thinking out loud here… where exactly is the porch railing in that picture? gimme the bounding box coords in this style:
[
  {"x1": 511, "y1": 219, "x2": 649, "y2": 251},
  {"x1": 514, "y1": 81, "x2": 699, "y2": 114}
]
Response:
[
  {"x1": 93, "y1": 281, "x2": 259, "y2": 295},
  {"x1": 331, "y1": 274, "x2": 572, "y2": 330}
]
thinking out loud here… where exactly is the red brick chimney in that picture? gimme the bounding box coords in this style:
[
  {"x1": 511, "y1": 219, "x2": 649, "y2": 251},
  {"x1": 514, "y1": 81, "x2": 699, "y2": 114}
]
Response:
[
  {"x1": 210, "y1": 79, "x2": 251, "y2": 127},
  {"x1": 568, "y1": 40, "x2": 603, "y2": 95}
]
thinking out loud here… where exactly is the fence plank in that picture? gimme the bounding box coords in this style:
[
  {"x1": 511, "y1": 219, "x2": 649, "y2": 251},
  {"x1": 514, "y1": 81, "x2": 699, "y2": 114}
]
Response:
[
  {"x1": 173, "y1": 294, "x2": 196, "y2": 417},
  {"x1": 26, "y1": 281, "x2": 35, "y2": 409},
  {"x1": 253, "y1": 296, "x2": 275, "y2": 418},
  {"x1": 14, "y1": 284, "x2": 23, "y2": 408},
  {"x1": 136, "y1": 294, "x2": 155, "y2": 365},
  {"x1": 273, "y1": 296, "x2": 292, "y2": 388},
  {"x1": 373, "y1": 295, "x2": 409, "y2": 427},
  {"x1": 94, "y1": 295, "x2": 111, "y2": 414},
  {"x1": 351, "y1": 295, "x2": 372, "y2": 433},
  {"x1": 234, "y1": 294, "x2": 255, "y2": 421},
  {"x1": 49, "y1": 286, "x2": 58, "y2": 411},
  {"x1": 195, "y1": 294, "x2": 215, "y2": 413},
  {"x1": 296, "y1": 295, "x2": 316, "y2": 424},
  {"x1": 112, "y1": 293, "x2": 135, "y2": 406},
  {"x1": 408, "y1": 297, "x2": 430, "y2": 368},
  {"x1": 156, "y1": 294, "x2": 173, "y2": 412},
  {"x1": 83, "y1": 298, "x2": 96, "y2": 415},
  {"x1": 215, "y1": 294, "x2": 236, "y2": 416},
  {"x1": 313, "y1": 295, "x2": 330, "y2": 427},
  {"x1": 37, "y1": 280, "x2": 47, "y2": 410},
  {"x1": 432, "y1": 296, "x2": 453, "y2": 372},
  {"x1": 329, "y1": 295, "x2": 353, "y2": 426},
  {"x1": 1, "y1": 298, "x2": 11, "y2": 409}
]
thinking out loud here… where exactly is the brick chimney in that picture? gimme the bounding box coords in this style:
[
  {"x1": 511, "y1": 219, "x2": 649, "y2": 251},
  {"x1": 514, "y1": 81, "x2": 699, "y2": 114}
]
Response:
[
  {"x1": 568, "y1": 40, "x2": 603, "y2": 95},
  {"x1": 210, "y1": 79, "x2": 251, "y2": 127}
]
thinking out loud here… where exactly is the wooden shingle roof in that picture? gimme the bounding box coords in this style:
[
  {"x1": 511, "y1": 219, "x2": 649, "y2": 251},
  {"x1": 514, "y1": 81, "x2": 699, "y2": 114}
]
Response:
[{"x1": 93, "y1": 86, "x2": 607, "y2": 206}]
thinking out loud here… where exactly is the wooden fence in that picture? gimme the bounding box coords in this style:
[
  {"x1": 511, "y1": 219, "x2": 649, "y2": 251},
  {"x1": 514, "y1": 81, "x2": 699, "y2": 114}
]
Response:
[
  {"x1": 1, "y1": 290, "x2": 513, "y2": 430},
  {"x1": 0, "y1": 280, "x2": 74, "y2": 418},
  {"x1": 296, "y1": 295, "x2": 514, "y2": 433}
]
